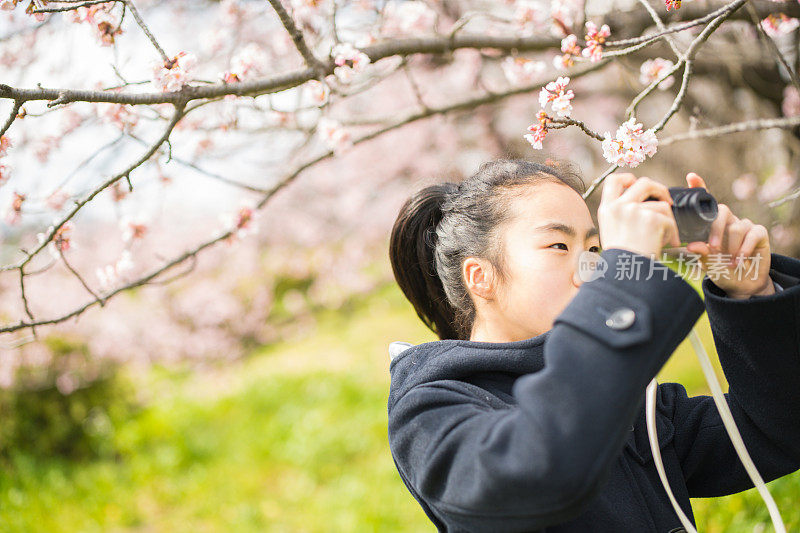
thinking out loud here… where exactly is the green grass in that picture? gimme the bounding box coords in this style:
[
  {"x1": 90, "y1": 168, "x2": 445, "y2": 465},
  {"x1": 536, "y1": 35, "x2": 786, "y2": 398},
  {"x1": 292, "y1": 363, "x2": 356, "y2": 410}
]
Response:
[{"x1": 0, "y1": 280, "x2": 798, "y2": 532}]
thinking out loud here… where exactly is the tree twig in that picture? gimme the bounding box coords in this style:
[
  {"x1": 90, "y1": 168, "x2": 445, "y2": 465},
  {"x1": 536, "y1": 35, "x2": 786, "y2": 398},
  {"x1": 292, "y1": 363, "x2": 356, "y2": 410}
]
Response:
[
  {"x1": 266, "y1": 0, "x2": 326, "y2": 76},
  {"x1": 123, "y1": 0, "x2": 169, "y2": 62}
]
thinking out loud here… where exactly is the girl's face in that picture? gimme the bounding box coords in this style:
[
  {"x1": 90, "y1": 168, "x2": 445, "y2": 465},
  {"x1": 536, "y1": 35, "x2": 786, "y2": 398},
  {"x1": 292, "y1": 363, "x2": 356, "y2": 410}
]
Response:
[{"x1": 468, "y1": 180, "x2": 601, "y2": 342}]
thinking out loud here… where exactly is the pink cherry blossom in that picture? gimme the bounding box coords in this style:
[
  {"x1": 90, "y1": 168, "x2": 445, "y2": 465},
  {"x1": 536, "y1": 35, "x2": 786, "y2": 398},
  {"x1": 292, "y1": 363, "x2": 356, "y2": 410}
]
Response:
[
  {"x1": 763, "y1": 12, "x2": 799, "y2": 34},
  {"x1": 550, "y1": 0, "x2": 580, "y2": 36},
  {"x1": 219, "y1": 0, "x2": 257, "y2": 26},
  {"x1": 758, "y1": 167, "x2": 796, "y2": 201},
  {"x1": 731, "y1": 173, "x2": 757, "y2": 201},
  {"x1": 639, "y1": 58, "x2": 675, "y2": 90},
  {"x1": 36, "y1": 221, "x2": 75, "y2": 260},
  {"x1": 513, "y1": 1, "x2": 546, "y2": 36},
  {"x1": 230, "y1": 43, "x2": 268, "y2": 78},
  {"x1": 539, "y1": 76, "x2": 574, "y2": 117},
  {"x1": 69, "y1": 5, "x2": 95, "y2": 22},
  {"x1": 290, "y1": 0, "x2": 327, "y2": 31},
  {"x1": 601, "y1": 117, "x2": 658, "y2": 168},
  {"x1": 0, "y1": 164, "x2": 8, "y2": 184},
  {"x1": 120, "y1": 216, "x2": 149, "y2": 243},
  {"x1": 782, "y1": 86, "x2": 800, "y2": 117},
  {"x1": 331, "y1": 42, "x2": 371, "y2": 83},
  {"x1": 770, "y1": 224, "x2": 796, "y2": 248},
  {"x1": 234, "y1": 206, "x2": 256, "y2": 237},
  {"x1": 554, "y1": 34, "x2": 581, "y2": 69},
  {"x1": 219, "y1": 204, "x2": 259, "y2": 241},
  {"x1": 501, "y1": 56, "x2": 546, "y2": 86},
  {"x1": 0, "y1": 135, "x2": 10, "y2": 157},
  {"x1": 96, "y1": 250, "x2": 134, "y2": 291},
  {"x1": 265, "y1": 111, "x2": 293, "y2": 127},
  {"x1": 665, "y1": 0, "x2": 681, "y2": 11},
  {"x1": 761, "y1": 13, "x2": 799, "y2": 37},
  {"x1": 97, "y1": 103, "x2": 138, "y2": 132},
  {"x1": 221, "y1": 72, "x2": 241, "y2": 85},
  {"x1": 152, "y1": 51, "x2": 197, "y2": 92},
  {"x1": 93, "y1": 8, "x2": 123, "y2": 46},
  {"x1": 524, "y1": 111, "x2": 550, "y2": 150},
  {"x1": 524, "y1": 125, "x2": 548, "y2": 150},
  {"x1": 582, "y1": 22, "x2": 610, "y2": 63},
  {"x1": 305, "y1": 79, "x2": 330, "y2": 105},
  {"x1": 1, "y1": 0, "x2": 18, "y2": 11},
  {"x1": 317, "y1": 117, "x2": 353, "y2": 153},
  {"x1": 25, "y1": 0, "x2": 48, "y2": 21},
  {"x1": 67, "y1": 2, "x2": 122, "y2": 44},
  {"x1": 46, "y1": 189, "x2": 71, "y2": 210},
  {"x1": 382, "y1": 1, "x2": 435, "y2": 36},
  {"x1": 5, "y1": 191, "x2": 24, "y2": 225}
]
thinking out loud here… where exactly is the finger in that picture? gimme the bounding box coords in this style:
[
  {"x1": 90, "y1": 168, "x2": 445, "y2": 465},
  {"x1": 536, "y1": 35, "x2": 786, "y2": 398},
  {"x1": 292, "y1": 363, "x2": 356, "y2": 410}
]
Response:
[
  {"x1": 732, "y1": 222, "x2": 765, "y2": 264},
  {"x1": 618, "y1": 177, "x2": 673, "y2": 204},
  {"x1": 686, "y1": 242, "x2": 710, "y2": 256},
  {"x1": 725, "y1": 218, "x2": 753, "y2": 264},
  {"x1": 708, "y1": 204, "x2": 733, "y2": 249},
  {"x1": 639, "y1": 203, "x2": 681, "y2": 247},
  {"x1": 638, "y1": 201, "x2": 681, "y2": 247},
  {"x1": 686, "y1": 172, "x2": 707, "y2": 189},
  {"x1": 728, "y1": 218, "x2": 755, "y2": 263},
  {"x1": 601, "y1": 173, "x2": 637, "y2": 204}
]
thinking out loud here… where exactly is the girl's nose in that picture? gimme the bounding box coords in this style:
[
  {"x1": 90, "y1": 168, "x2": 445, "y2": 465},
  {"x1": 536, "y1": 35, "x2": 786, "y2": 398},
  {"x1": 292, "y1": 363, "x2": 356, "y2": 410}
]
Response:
[
  {"x1": 572, "y1": 253, "x2": 585, "y2": 288},
  {"x1": 572, "y1": 268, "x2": 584, "y2": 288},
  {"x1": 573, "y1": 250, "x2": 605, "y2": 287}
]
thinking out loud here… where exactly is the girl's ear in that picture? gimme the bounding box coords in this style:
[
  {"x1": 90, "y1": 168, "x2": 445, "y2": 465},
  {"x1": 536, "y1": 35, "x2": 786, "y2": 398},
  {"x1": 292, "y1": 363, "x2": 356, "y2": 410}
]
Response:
[{"x1": 463, "y1": 257, "x2": 496, "y2": 301}]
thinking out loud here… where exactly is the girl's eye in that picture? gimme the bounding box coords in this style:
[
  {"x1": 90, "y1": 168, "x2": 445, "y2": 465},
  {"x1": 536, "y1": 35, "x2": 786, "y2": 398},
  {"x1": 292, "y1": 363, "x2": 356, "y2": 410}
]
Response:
[{"x1": 548, "y1": 244, "x2": 602, "y2": 252}]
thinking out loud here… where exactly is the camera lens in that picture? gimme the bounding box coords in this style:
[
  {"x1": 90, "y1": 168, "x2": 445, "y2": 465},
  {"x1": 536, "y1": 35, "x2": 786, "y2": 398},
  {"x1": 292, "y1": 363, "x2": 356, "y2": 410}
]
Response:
[{"x1": 693, "y1": 197, "x2": 717, "y2": 221}]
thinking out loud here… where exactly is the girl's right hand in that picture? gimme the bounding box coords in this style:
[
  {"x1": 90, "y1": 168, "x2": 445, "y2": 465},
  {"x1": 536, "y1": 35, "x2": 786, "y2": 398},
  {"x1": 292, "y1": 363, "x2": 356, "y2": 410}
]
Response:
[{"x1": 598, "y1": 173, "x2": 681, "y2": 259}]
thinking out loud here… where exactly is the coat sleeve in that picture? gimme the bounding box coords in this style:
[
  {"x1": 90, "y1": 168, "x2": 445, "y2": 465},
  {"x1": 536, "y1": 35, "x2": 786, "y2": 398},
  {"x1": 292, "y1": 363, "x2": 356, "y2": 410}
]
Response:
[
  {"x1": 664, "y1": 252, "x2": 800, "y2": 498},
  {"x1": 387, "y1": 248, "x2": 706, "y2": 531}
]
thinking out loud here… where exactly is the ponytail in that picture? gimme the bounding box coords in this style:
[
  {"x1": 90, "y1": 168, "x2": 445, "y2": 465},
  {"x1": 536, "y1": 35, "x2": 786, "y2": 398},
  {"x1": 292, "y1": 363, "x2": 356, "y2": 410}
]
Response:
[
  {"x1": 389, "y1": 159, "x2": 586, "y2": 342},
  {"x1": 389, "y1": 183, "x2": 462, "y2": 340}
]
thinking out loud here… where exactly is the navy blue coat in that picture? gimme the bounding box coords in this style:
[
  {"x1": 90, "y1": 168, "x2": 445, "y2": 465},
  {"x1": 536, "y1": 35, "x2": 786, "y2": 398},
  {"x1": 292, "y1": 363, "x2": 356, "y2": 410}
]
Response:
[{"x1": 387, "y1": 248, "x2": 800, "y2": 532}]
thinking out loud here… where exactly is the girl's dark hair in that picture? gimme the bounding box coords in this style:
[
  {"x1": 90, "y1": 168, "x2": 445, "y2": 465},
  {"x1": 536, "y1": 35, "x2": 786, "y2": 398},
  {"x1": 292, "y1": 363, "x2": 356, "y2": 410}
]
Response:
[{"x1": 389, "y1": 159, "x2": 586, "y2": 341}]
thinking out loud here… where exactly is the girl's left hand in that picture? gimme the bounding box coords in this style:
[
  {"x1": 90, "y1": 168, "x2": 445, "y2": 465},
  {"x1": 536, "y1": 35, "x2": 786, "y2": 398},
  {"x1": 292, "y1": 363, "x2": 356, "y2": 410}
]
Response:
[{"x1": 683, "y1": 173, "x2": 775, "y2": 299}]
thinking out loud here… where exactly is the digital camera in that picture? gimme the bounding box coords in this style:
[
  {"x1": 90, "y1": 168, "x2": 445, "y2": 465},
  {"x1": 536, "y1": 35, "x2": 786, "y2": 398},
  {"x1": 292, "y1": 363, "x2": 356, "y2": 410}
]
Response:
[{"x1": 645, "y1": 187, "x2": 718, "y2": 244}]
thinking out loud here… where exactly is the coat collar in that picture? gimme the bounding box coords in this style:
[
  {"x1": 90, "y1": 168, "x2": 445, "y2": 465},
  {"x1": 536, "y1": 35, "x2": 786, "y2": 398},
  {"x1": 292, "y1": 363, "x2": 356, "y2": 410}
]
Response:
[
  {"x1": 389, "y1": 332, "x2": 674, "y2": 466},
  {"x1": 388, "y1": 331, "x2": 549, "y2": 410}
]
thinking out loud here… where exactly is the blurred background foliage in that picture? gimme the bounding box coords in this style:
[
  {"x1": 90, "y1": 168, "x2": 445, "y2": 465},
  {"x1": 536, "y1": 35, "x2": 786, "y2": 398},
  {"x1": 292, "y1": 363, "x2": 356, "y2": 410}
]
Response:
[{"x1": 1, "y1": 266, "x2": 798, "y2": 532}]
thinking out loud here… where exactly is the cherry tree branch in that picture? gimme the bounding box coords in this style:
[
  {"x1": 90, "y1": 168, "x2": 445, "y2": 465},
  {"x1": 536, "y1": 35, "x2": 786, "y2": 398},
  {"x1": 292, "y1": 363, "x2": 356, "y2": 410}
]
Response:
[
  {"x1": 582, "y1": 165, "x2": 620, "y2": 202},
  {"x1": 0, "y1": 1, "x2": 765, "y2": 109},
  {"x1": 659, "y1": 115, "x2": 800, "y2": 146},
  {"x1": 745, "y1": 2, "x2": 800, "y2": 94},
  {"x1": 2, "y1": 104, "x2": 186, "y2": 273},
  {"x1": 769, "y1": 186, "x2": 800, "y2": 209},
  {"x1": 59, "y1": 250, "x2": 106, "y2": 306},
  {"x1": 266, "y1": 0, "x2": 327, "y2": 75},
  {"x1": 605, "y1": 0, "x2": 800, "y2": 48},
  {"x1": 18, "y1": 268, "x2": 37, "y2": 338},
  {"x1": 549, "y1": 118, "x2": 605, "y2": 141},
  {"x1": 636, "y1": 0, "x2": 681, "y2": 57},
  {"x1": 0, "y1": 61, "x2": 610, "y2": 333},
  {"x1": 585, "y1": 0, "x2": 748, "y2": 200},
  {"x1": 126, "y1": 132, "x2": 273, "y2": 194},
  {"x1": 123, "y1": 0, "x2": 169, "y2": 63},
  {"x1": 32, "y1": 0, "x2": 120, "y2": 13},
  {"x1": 0, "y1": 100, "x2": 22, "y2": 138},
  {"x1": 2, "y1": 0, "x2": 797, "y2": 336}
]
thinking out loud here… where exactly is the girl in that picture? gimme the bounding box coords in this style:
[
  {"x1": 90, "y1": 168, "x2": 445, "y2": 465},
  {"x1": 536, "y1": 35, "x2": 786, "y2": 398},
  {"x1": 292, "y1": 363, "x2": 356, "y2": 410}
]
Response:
[{"x1": 387, "y1": 159, "x2": 800, "y2": 532}]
